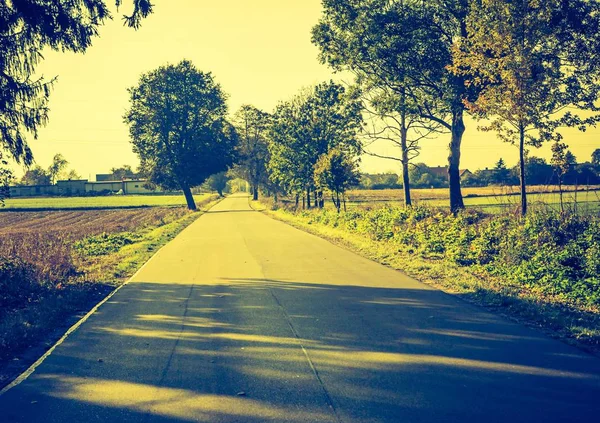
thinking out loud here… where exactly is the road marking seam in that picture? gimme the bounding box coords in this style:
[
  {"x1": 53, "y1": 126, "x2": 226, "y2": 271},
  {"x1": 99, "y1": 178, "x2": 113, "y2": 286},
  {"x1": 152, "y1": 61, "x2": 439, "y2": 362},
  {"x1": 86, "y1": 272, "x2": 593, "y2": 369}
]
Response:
[{"x1": 268, "y1": 289, "x2": 344, "y2": 423}]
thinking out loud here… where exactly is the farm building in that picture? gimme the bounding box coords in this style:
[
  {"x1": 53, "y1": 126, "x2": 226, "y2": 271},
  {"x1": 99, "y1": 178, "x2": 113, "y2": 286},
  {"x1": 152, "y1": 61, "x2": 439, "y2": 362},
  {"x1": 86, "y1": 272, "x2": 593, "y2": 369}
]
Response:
[{"x1": 9, "y1": 179, "x2": 157, "y2": 197}]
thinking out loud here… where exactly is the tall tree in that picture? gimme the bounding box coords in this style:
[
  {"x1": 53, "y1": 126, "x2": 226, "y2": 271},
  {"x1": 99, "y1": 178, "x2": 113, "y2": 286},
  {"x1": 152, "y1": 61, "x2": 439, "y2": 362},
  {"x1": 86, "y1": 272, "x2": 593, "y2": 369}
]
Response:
[
  {"x1": 359, "y1": 86, "x2": 443, "y2": 206},
  {"x1": 451, "y1": 0, "x2": 600, "y2": 215},
  {"x1": 124, "y1": 60, "x2": 237, "y2": 210},
  {"x1": 48, "y1": 153, "x2": 68, "y2": 184},
  {"x1": 268, "y1": 81, "x2": 362, "y2": 209},
  {"x1": 1, "y1": 1, "x2": 152, "y2": 169},
  {"x1": 231, "y1": 105, "x2": 271, "y2": 201},
  {"x1": 313, "y1": 0, "x2": 475, "y2": 213}
]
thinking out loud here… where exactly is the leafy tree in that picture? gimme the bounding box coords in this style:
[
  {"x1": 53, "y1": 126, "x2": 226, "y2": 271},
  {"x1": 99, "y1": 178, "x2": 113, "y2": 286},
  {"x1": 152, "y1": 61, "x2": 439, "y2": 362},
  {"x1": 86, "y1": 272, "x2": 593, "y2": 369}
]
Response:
[
  {"x1": 313, "y1": 0, "x2": 476, "y2": 213},
  {"x1": 451, "y1": 0, "x2": 600, "y2": 215},
  {"x1": 491, "y1": 158, "x2": 513, "y2": 186},
  {"x1": 204, "y1": 172, "x2": 229, "y2": 197},
  {"x1": 48, "y1": 154, "x2": 68, "y2": 184},
  {"x1": 124, "y1": 60, "x2": 238, "y2": 210},
  {"x1": 20, "y1": 166, "x2": 51, "y2": 186},
  {"x1": 314, "y1": 148, "x2": 360, "y2": 212},
  {"x1": 592, "y1": 149, "x2": 600, "y2": 167},
  {"x1": 110, "y1": 165, "x2": 136, "y2": 180},
  {"x1": 231, "y1": 105, "x2": 271, "y2": 201},
  {"x1": 0, "y1": 153, "x2": 13, "y2": 201},
  {"x1": 1, "y1": 1, "x2": 152, "y2": 169},
  {"x1": 268, "y1": 81, "x2": 362, "y2": 208},
  {"x1": 520, "y1": 157, "x2": 554, "y2": 186}
]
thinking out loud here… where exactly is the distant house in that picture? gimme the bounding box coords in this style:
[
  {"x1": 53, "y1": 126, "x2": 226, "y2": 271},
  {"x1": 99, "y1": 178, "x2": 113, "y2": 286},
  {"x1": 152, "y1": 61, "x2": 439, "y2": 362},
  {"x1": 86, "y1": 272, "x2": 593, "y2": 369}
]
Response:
[{"x1": 426, "y1": 166, "x2": 472, "y2": 180}]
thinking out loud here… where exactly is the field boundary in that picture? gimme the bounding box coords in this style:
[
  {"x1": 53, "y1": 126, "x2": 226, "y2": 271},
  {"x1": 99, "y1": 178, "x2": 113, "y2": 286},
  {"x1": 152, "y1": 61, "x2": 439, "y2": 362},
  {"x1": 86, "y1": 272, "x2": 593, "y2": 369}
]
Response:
[{"x1": 0, "y1": 195, "x2": 226, "y2": 395}]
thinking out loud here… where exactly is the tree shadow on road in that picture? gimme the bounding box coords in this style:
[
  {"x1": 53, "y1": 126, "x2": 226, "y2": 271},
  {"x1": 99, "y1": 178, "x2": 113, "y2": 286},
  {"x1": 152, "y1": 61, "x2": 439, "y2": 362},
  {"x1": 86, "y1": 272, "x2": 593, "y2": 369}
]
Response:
[{"x1": 3, "y1": 278, "x2": 600, "y2": 423}]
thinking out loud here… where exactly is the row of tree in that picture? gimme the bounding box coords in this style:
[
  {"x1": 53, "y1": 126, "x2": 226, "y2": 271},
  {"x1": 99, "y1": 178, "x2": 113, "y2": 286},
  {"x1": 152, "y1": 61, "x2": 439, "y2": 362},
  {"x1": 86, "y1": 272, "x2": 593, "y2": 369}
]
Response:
[
  {"x1": 311, "y1": 0, "x2": 600, "y2": 215},
  {"x1": 359, "y1": 150, "x2": 600, "y2": 190}
]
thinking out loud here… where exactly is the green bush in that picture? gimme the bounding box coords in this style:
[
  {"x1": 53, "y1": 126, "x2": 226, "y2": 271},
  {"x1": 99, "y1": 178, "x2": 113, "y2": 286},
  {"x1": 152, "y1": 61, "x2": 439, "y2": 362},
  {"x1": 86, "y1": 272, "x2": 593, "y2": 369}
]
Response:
[{"x1": 74, "y1": 232, "x2": 143, "y2": 256}]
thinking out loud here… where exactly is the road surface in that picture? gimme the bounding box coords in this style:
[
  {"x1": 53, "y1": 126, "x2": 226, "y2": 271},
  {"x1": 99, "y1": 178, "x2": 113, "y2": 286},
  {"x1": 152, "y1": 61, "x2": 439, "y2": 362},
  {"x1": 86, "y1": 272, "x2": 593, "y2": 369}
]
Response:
[{"x1": 2, "y1": 193, "x2": 600, "y2": 422}]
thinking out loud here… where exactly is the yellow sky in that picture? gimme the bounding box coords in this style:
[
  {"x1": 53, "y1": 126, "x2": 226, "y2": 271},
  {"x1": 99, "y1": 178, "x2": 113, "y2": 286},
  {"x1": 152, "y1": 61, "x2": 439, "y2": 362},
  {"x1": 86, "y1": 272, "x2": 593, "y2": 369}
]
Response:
[{"x1": 16, "y1": 0, "x2": 600, "y2": 179}]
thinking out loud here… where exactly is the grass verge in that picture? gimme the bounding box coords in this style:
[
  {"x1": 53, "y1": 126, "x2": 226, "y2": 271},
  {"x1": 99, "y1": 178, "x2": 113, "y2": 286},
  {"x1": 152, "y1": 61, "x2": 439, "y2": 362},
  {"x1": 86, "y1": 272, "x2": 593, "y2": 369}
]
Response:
[{"x1": 251, "y1": 199, "x2": 600, "y2": 356}]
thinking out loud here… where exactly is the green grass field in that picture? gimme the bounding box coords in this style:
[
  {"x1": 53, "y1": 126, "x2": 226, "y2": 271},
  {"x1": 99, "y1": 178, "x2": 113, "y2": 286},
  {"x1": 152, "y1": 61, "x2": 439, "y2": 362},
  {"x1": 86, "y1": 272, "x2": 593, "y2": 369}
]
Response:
[{"x1": 0, "y1": 193, "x2": 214, "y2": 210}]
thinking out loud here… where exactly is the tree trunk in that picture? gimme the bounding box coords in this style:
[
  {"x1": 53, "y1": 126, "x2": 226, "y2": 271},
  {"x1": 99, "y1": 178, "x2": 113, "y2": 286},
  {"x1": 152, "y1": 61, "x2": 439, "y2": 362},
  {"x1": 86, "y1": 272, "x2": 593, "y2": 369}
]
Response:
[
  {"x1": 519, "y1": 124, "x2": 527, "y2": 216},
  {"x1": 182, "y1": 185, "x2": 196, "y2": 211},
  {"x1": 448, "y1": 109, "x2": 465, "y2": 213},
  {"x1": 558, "y1": 179, "x2": 564, "y2": 213},
  {"x1": 400, "y1": 89, "x2": 412, "y2": 206},
  {"x1": 295, "y1": 194, "x2": 299, "y2": 208},
  {"x1": 253, "y1": 186, "x2": 258, "y2": 201},
  {"x1": 306, "y1": 187, "x2": 311, "y2": 209},
  {"x1": 400, "y1": 123, "x2": 411, "y2": 207}
]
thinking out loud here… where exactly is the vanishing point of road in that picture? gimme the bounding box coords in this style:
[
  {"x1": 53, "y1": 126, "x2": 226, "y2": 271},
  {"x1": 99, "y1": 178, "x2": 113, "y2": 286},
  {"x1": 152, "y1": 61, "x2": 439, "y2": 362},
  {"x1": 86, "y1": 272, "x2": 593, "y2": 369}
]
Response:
[{"x1": 2, "y1": 193, "x2": 600, "y2": 422}]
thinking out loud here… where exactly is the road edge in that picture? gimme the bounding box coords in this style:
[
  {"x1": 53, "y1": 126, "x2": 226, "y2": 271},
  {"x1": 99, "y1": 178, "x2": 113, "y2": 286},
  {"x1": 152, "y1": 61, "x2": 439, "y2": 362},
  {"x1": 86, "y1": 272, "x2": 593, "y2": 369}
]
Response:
[{"x1": 0, "y1": 196, "x2": 227, "y2": 396}]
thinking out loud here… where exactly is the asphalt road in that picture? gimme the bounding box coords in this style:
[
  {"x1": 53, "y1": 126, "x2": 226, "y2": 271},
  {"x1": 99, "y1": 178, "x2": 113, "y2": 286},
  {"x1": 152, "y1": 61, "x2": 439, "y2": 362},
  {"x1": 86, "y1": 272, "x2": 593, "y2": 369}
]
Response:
[{"x1": 2, "y1": 193, "x2": 600, "y2": 422}]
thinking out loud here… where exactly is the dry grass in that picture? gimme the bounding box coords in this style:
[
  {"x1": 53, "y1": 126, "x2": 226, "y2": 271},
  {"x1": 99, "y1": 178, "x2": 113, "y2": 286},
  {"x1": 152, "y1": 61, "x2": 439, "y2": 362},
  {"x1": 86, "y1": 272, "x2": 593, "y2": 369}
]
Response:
[{"x1": 346, "y1": 185, "x2": 600, "y2": 202}]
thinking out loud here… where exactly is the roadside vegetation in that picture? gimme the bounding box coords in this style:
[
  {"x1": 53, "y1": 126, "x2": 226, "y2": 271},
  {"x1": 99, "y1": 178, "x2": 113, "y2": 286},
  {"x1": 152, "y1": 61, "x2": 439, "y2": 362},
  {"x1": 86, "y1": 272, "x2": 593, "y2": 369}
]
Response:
[
  {"x1": 255, "y1": 197, "x2": 600, "y2": 352},
  {"x1": 0, "y1": 194, "x2": 219, "y2": 385}
]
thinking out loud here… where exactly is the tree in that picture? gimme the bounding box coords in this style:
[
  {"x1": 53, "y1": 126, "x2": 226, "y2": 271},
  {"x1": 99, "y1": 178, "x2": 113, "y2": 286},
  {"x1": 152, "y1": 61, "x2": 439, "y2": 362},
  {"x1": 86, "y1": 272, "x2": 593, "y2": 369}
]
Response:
[
  {"x1": 592, "y1": 149, "x2": 600, "y2": 167},
  {"x1": 124, "y1": 60, "x2": 238, "y2": 210},
  {"x1": 313, "y1": 0, "x2": 476, "y2": 213},
  {"x1": 231, "y1": 105, "x2": 271, "y2": 201},
  {"x1": 451, "y1": 0, "x2": 600, "y2": 215},
  {"x1": 64, "y1": 169, "x2": 82, "y2": 180},
  {"x1": 0, "y1": 153, "x2": 13, "y2": 201},
  {"x1": 314, "y1": 148, "x2": 360, "y2": 212},
  {"x1": 48, "y1": 154, "x2": 68, "y2": 184},
  {"x1": 110, "y1": 165, "x2": 136, "y2": 180},
  {"x1": 204, "y1": 172, "x2": 229, "y2": 197},
  {"x1": 20, "y1": 166, "x2": 50, "y2": 186},
  {"x1": 1, "y1": 1, "x2": 152, "y2": 169},
  {"x1": 359, "y1": 87, "x2": 442, "y2": 206},
  {"x1": 268, "y1": 81, "x2": 362, "y2": 209},
  {"x1": 491, "y1": 158, "x2": 512, "y2": 185}
]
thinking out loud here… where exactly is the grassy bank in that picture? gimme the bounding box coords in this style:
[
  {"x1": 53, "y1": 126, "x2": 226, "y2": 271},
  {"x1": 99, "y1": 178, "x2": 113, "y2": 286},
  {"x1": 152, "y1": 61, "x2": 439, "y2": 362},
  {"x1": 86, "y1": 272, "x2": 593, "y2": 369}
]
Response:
[
  {"x1": 253, "y1": 198, "x2": 600, "y2": 354},
  {"x1": 0, "y1": 194, "x2": 221, "y2": 386}
]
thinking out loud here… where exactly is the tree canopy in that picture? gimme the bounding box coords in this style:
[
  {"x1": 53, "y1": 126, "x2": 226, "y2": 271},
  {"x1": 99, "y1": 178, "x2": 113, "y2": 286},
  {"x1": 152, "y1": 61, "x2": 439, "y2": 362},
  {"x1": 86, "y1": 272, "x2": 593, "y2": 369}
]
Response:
[
  {"x1": 450, "y1": 0, "x2": 600, "y2": 214},
  {"x1": 124, "y1": 60, "x2": 237, "y2": 210},
  {"x1": 0, "y1": 1, "x2": 152, "y2": 167},
  {"x1": 313, "y1": 0, "x2": 476, "y2": 212}
]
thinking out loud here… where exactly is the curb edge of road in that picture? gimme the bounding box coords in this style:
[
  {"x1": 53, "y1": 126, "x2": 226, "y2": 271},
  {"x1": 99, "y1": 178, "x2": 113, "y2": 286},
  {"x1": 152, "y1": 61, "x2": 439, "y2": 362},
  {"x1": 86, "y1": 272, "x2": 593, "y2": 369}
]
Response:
[
  {"x1": 0, "y1": 196, "x2": 226, "y2": 396},
  {"x1": 0, "y1": 243, "x2": 162, "y2": 397}
]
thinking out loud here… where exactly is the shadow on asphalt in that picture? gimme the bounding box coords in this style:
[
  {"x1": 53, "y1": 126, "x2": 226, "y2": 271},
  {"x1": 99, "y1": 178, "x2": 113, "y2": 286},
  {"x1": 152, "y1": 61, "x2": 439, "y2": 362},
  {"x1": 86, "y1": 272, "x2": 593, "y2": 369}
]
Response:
[{"x1": 4, "y1": 279, "x2": 600, "y2": 423}]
